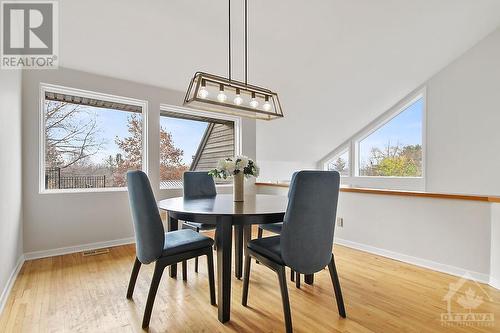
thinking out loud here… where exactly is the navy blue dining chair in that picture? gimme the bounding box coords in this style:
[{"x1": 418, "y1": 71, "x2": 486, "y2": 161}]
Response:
[
  {"x1": 242, "y1": 171, "x2": 346, "y2": 333},
  {"x1": 125, "y1": 171, "x2": 215, "y2": 328}
]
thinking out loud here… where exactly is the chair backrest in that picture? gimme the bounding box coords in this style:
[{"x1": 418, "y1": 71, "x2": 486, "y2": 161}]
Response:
[
  {"x1": 127, "y1": 171, "x2": 165, "y2": 264},
  {"x1": 280, "y1": 171, "x2": 340, "y2": 274},
  {"x1": 183, "y1": 171, "x2": 217, "y2": 198}
]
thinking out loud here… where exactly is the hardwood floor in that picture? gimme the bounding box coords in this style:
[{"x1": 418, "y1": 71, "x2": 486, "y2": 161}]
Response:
[{"x1": 1, "y1": 231, "x2": 499, "y2": 332}]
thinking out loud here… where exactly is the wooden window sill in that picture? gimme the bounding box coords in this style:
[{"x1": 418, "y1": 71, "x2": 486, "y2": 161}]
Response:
[{"x1": 255, "y1": 182, "x2": 500, "y2": 203}]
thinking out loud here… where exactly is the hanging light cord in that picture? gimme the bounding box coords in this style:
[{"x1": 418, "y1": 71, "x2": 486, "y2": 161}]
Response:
[
  {"x1": 228, "y1": 0, "x2": 248, "y2": 85},
  {"x1": 244, "y1": 0, "x2": 248, "y2": 85},
  {"x1": 228, "y1": 0, "x2": 232, "y2": 81}
]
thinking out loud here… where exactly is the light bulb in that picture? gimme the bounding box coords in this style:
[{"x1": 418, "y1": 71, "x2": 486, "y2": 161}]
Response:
[
  {"x1": 217, "y1": 91, "x2": 227, "y2": 102},
  {"x1": 234, "y1": 95, "x2": 243, "y2": 105},
  {"x1": 249, "y1": 92, "x2": 258, "y2": 108},
  {"x1": 198, "y1": 79, "x2": 209, "y2": 99},
  {"x1": 263, "y1": 96, "x2": 271, "y2": 111},
  {"x1": 233, "y1": 88, "x2": 243, "y2": 105},
  {"x1": 198, "y1": 87, "x2": 209, "y2": 99},
  {"x1": 217, "y1": 84, "x2": 227, "y2": 103}
]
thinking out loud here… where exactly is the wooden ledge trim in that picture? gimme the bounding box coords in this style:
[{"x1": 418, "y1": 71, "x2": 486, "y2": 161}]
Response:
[{"x1": 255, "y1": 182, "x2": 500, "y2": 203}]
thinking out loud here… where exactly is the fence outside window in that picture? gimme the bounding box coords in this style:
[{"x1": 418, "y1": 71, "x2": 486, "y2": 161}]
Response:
[{"x1": 45, "y1": 167, "x2": 106, "y2": 189}]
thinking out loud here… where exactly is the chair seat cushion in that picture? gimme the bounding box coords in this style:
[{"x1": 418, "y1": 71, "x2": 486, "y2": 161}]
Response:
[
  {"x1": 259, "y1": 222, "x2": 283, "y2": 234},
  {"x1": 247, "y1": 236, "x2": 284, "y2": 264},
  {"x1": 182, "y1": 221, "x2": 216, "y2": 231},
  {"x1": 162, "y1": 229, "x2": 214, "y2": 257}
]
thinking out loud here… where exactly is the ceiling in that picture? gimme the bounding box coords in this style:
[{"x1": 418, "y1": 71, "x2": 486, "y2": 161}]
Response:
[{"x1": 58, "y1": 0, "x2": 500, "y2": 163}]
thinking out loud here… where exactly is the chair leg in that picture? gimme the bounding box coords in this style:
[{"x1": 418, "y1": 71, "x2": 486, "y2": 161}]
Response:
[
  {"x1": 328, "y1": 255, "x2": 346, "y2": 318},
  {"x1": 305, "y1": 274, "x2": 314, "y2": 285},
  {"x1": 295, "y1": 271, "x2": 300, "y2": 289},
  {"x1": 195, "y1": 227, "x2": 199, "y2": 273},
  {"x1": 206, "y1": 249, "x2": 216, "y2": 305},
  {"x1": 256, "y1": 227, "x2": 263, "y2": 264},
  {"x1": 277, "y1": 266, "x2": 293, "y2": 333},
  {"x1": 290, "y1": 268, "x2": 295, "y2": 282},
  {"x1": 213, "y1": 230, "x2": 217, "y2": 251},
  {"x1": 241, "y1": 254, "x2": 252, "y2": 306},
  {"x1": 182, "y1": 260, "x2": 187, "y2": 281},
  {"x1": 126, "y1": 257, "x2": 141, "y2": 299},
  {"x1": 142, "y1": 262, "x2": 165, "y2": 328}
]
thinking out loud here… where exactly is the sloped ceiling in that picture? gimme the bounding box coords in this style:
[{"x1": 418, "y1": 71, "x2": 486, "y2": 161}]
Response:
[{"x1": 58, "y1": 0, "x2": 500, "y2": 163}]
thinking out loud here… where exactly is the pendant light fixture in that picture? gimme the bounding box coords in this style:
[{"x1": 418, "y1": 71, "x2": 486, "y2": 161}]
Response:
[{"x1": 183, "y1": 0, "x2": 284, "y2": 120}]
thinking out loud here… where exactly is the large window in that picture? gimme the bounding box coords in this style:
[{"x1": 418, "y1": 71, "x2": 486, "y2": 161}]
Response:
[
  {"x1": 159, "y1": 108, "x2": 237, "y2": 189},
  {"x1": 321, "y1": 89, "x2": 425, "y2": 190},
  {"x1": 41, "y1": 85, "x2": 146, "y2": 191},
  {"x1": 358, "y1": 97, "x2": 423, "y2": 177},
  {"x1": 326, "y1": 148, "x2": 349, "y2": 176}
]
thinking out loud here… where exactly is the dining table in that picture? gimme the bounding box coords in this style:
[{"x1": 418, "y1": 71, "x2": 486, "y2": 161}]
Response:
[{"x1": 158, "y1": 193, "x2": 315, "y2": 323}]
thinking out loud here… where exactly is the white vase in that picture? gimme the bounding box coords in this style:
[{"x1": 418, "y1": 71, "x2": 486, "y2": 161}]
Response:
[{"x1": 233, "y1": 172, "x2": 244, "y2": 202}]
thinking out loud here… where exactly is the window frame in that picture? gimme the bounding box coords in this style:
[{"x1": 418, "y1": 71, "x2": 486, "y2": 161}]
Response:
[
  {"x1": 321, "y1": 87, "x2": 426, "y2": 191},
  {"x1": 159, "y1": 104, "x2": 242, "y2": 190},
  {"x1": 324, "y1": 145, "x2": 351, "y2": 177},
  {"x1": 39, "y1": 83, "x2": 149, "y2": 194}
]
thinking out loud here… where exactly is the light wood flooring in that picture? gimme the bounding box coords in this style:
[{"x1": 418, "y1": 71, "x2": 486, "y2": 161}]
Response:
[{"x1": 1, "y1": 230, "x2": 499, "y2": 332}]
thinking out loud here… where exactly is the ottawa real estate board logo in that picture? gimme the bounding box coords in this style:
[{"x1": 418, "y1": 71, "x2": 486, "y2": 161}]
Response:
[
  {"x1": 441, "y1": 273, "x2": 495, "y2": 327},
  {"x1": 1, "y1": 1, "x2": 58, "y2": 69}
]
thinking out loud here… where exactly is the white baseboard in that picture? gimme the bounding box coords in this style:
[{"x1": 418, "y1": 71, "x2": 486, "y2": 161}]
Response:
[
  {"x1": 24, "y1": 237, "x2": 135, "y2": 260},
  {"x1": 490, "y1": 276, "x2": 500, "y2": 289},
  {"x1": 0, "y1": 254, "x2": 25, "y2": 315},
  {"x1": 335, "y1": 238, "x2": 491, "y2": 285}
]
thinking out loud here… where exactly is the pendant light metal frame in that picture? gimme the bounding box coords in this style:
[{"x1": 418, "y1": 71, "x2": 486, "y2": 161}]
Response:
[
  {"x1": 183, "y1": 0, "x2": 284, "y2": 120},
  {"x1": 184, "y1": 72, "x2": 283, "y2": 120}
]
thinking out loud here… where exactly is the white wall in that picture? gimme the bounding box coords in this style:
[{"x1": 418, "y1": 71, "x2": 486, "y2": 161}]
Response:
[
  {"x1": 257, "y1": 160, "x2": 316, "y2": 182},
  {"x1": 426, "y1": 27, "x2": 500, "y2": 195},
  {"x1": 22, "y1": 68, "x2": 256, "y2": 254},
  {"x1": 257, "y1": 185, "x2": 492, "y2": 282},
  {"x1": 257, "y1": 2, "x2": 500, "y2": 167},
  {"x1": 490, "y1": 204, "x2": 500, "y2": 288},
  {"x1": 335, "y1": 193, "x2": 491, "y2": 279},
  {"x1": 0, "y1": 70, "x2": 24, "y2": 306},
  {"x1": 259, "y1": 26, "x2": 500, "y2": 197},
  {"x1": 258, "y1": 28, "x2": 500, "y2": 286}
]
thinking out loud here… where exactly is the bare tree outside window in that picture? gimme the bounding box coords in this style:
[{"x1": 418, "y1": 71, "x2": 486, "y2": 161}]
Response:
[
  {"x1": 43, "y1": 98, "x2": 187, "y2": 190},
  {"x1": 45, "y1": 100, "x2": 104, "y2": 169}
]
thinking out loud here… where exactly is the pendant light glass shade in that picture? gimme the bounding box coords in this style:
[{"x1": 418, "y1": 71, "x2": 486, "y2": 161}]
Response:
[{"x1": 184, "y1": 72, "x2": 284, "y2": 120}]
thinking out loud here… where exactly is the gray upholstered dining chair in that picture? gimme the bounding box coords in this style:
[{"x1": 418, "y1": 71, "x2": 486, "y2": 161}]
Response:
[
  {"x1": 181, "y1": 171, "x2": 217, "y2": 276},
  {"x1": 125, "y1": 171, "x2": 216, "y2": 329},
  {"x1": 242, "y1": 171, "x2": 346, "y2": 333}
]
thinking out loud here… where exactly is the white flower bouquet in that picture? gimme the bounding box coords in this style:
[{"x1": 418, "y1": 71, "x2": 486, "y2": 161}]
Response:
[
  {"x1": 208, "y1": 156, "x2": 259, "y2": 202},
  {"x1": 208, "y1": 156, "x2": 259, "y2": 179}
]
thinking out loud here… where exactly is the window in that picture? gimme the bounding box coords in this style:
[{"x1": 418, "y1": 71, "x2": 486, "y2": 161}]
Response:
[
  {"x1": 159, "y1": 107, "x2": 238, "y2": 189},
  {"x1": 41, "y1": 84, "x2": 147, "y2": 191},
  {"x1": 326, "y1": 149, "x2": 349, "y2": 176},
  {"x1": 320, "y1": 88, "x2": 426, "y2": 190},
  {"x1": 357, "y1": 96, "x2": 423, "y2": 177}
]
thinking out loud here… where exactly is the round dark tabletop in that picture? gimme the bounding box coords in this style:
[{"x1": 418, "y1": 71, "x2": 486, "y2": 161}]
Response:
[{"x1": 158, "y1": 194, "x2": 288, "y2": 217}]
